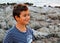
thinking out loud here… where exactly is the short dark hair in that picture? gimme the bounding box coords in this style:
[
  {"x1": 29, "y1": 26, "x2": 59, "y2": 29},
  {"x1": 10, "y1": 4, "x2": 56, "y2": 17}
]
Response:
[{"x1": 13, "y1": 4, "x2": 28, "y2": 20}]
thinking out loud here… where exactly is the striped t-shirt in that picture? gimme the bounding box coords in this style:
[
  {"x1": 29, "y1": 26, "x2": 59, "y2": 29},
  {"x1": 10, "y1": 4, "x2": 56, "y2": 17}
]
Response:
[{"x1": 3, "y1": 26, "x2": 34, "y2": 43}]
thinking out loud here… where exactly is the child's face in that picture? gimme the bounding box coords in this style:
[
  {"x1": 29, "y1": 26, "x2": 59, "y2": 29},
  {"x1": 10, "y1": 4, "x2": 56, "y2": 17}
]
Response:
[{"x1": 16, "y1": 10, "x2": 30, "y2": 25}]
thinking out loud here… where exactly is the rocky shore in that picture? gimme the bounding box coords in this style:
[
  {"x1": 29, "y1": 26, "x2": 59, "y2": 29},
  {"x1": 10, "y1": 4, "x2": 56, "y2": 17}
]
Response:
[{"x1": 0, "y1": 4, "x2": 60, "y2": 43}]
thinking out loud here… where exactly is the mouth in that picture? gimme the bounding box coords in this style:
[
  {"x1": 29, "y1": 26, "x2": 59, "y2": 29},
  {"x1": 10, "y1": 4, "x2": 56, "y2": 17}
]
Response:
[
  {"x1": 25, "y1": 19, "x2": 30, "y2": 22},
  {"x1": 25, "y1": 20, "x2": 30, "y2": 23}
]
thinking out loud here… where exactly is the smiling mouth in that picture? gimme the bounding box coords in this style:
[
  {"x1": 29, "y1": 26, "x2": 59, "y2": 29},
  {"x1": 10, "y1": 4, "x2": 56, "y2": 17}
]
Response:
[
  {"x1": 25, "y1": 19, "x2": 30, "y2": 21},
  {"x1": 25, "y1": 21, "x2": 29, "y2": 22}
]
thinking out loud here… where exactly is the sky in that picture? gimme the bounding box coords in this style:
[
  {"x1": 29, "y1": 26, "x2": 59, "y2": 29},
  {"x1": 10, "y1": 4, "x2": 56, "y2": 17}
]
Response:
[{"x1": 0, "y1": 0, "x2": 60, "y2": 6}]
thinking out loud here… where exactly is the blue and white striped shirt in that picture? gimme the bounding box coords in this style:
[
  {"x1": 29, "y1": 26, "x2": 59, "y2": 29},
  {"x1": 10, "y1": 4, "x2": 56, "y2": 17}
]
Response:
[{"x1": 3, "y1": 26, "x2": 34, "y2": 43}]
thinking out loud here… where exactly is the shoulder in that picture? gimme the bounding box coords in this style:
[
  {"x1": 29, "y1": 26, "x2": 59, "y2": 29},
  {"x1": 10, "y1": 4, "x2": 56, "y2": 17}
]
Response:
[
  {"x1": 26, "y1": 26, "x2": 33, "y2": 34},
  {"x1": 6, "y1": 26, "x2": 16, "y2": 36},
  {"x1": 3, "y1": 26, "x2": 16, "y2": 43}
]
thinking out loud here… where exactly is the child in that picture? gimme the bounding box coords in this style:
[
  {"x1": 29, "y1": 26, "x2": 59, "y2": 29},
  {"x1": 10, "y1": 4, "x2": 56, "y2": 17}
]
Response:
[{"x1": 3, "y1": 4, "x2": 35, "y2": 43}]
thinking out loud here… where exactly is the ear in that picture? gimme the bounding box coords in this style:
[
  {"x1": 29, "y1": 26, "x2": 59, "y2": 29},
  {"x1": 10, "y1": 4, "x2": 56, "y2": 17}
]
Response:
[{"x1": 15, "y1": 16, "x2": 19, "y2": 21}]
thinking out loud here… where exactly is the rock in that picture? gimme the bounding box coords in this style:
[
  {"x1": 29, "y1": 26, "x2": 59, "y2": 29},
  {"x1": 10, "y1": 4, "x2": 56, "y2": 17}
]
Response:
[
  {"x1": 48, "y1": 25, "x2": 59, "y2": 33},
  {"x1": 0, "y1": 21, "x2": 6, "y2": 29},
  {"x1": 30, "y1": 12, "x2": 45, "y2": 21},
  {"x1": 39, "y1": 21, "x2": 49, "y2": 27},
  {"x1": 0, "y1": 29, "x2": 6, "y2": 42},
  {"x1": 29, "y1": 21, "x2": 42, "y2": 30},
  {"x1": 37, "y1": 27, "x2": 50, "y2": 33},
  {"x1": 29, "y1": 6, "x2": 41, "y2": 13},
  {"x1": 45, "y1": 19, "x2": 53, "y2": 23},
  {"x1": 48, "y1": 14, "x2": 58, "y2": 20},
  {"x1": 35, "y1": 40, "x2": 44, "y2": 43}
]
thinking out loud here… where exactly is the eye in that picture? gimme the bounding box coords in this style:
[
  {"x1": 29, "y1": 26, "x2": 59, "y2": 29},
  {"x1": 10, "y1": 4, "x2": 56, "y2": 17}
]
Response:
[
  {"x1": 23, "y1": 14, "x2": 30, "y2": 17},
  {"x1": 23, "y1": 14, "x2": 26, "y2": 17},
  {"x1": 28, "y1": 14, "x2": 30, "y2": 16}
]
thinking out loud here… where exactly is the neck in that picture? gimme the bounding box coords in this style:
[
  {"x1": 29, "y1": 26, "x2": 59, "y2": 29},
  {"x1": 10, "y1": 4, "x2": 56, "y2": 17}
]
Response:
[{"x1": 16, "y1": 23, "x2": 27, "y2": 32}]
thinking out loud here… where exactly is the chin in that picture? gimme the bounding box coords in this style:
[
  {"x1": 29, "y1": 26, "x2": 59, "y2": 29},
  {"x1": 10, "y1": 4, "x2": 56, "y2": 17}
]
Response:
[{"x1": 25, "y1": 22, "x2": 29, "y2": 25}]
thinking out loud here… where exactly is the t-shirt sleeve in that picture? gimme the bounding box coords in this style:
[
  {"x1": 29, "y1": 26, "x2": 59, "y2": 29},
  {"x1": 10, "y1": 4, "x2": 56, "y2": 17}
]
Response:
[
  {"x1": 3, "y1": 32, "x2": 13, "y2": 43},
  {"x1": 31, "y1": 30, "x2": 35, "y2": 41},
  {"x1": 29, "y1": 28, "x2": 35, "y2": 41}
]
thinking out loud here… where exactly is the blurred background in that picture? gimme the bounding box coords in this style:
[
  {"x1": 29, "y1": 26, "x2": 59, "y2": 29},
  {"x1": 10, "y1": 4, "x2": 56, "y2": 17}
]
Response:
[{"x1": 0, "y1": 0, "x2": 60, "y2": 43}]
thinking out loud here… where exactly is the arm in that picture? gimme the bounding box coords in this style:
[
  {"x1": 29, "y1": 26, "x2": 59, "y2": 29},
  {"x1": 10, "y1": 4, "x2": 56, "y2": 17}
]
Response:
[
  {"x1": 32, "y1": 41, "x2": 35, "y2": 43},
  {"x1": 32, "y1": 29, "x2": 49, "y2": 39},
  {"x1": 32, "y1": 29, "x2": 48, "y2": 36}
]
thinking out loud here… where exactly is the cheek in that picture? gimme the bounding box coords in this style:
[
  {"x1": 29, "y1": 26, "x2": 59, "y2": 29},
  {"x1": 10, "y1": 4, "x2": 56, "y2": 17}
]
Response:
[
  {"x1": 26, "y1": 16, "x2": 30, "y2": 20},
  {"x1": 28, "y1": 16, "x2": 30, "y2": 19},
  {"x1": 18, "y1": 16, "x2": 30, "y2": 24},
  {"x1": 19, "y1": 18, "x2": 25, "y2": 23}
]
